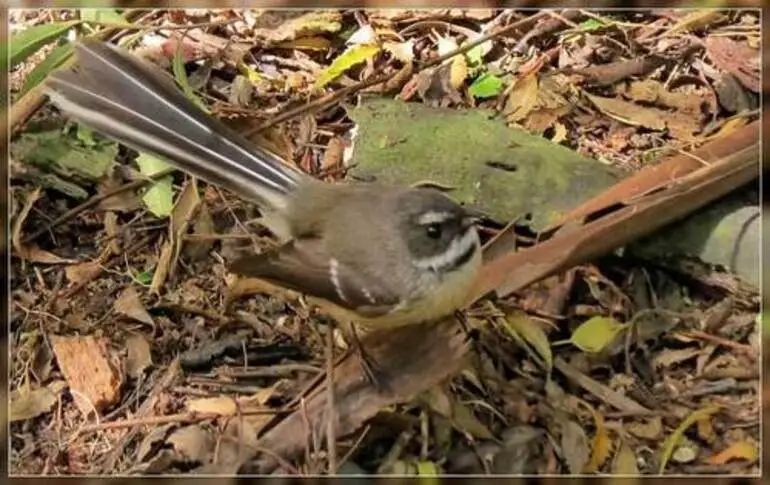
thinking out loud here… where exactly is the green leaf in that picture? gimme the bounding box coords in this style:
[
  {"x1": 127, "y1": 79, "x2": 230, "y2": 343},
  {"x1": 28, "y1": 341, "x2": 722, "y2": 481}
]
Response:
[
  {"x1": 466, "y1": 44, "x2": 485, "y2": 66},
  {"x1": 80, "y1": 8, "x2": 125, "y2": 25},
  {"x1": 172, "y1": 41, "x2": 208, "y2": 113},
  {"x1": 134, "y1": 269, "x2": 154, "y2": 286},
  {"x1": 502, "y1": 312, "x2": 552, "y2": 372},
  {"x1": 136, "y1": 153, "x2": 174, "y2": 218},
  {"x1": 468, "y1": 73, "x2": 503, "y2": 99},
  {"x1": 19, "y1": 40, "x2": 74, "y2": 96},
  {"x1": 580, "y1": 18, "x2": 606, "y2": 31},
  {"x1": 569, "y1": 316, "x2": 627, "y2": 353},
  {"x1": 314, "y1": 44, "x2": 380, "y2": 89},
  {"x1": 415, "y1": 461, "x2": 440, "y2": 476},
  {"x1": 10, "y1": 20, "x2": 81, "y2": 67}
]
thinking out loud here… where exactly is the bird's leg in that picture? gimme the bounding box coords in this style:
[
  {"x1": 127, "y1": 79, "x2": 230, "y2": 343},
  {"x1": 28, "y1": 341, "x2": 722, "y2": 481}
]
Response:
[
  {"x1": 348, "y1": 323, "x2": 386, "y2": 390},
  {"x1": 454, "y1": 310, "x2": 479, "y2": 344}
]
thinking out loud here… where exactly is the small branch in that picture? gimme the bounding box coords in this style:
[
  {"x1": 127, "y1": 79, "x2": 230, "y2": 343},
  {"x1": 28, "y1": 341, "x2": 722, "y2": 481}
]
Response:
[
  {"x1": 76, "y1": 409, "x2": 281, "y2": 435},
  {"x1": 325, "y1": 325, "x2": 338, "y2": 474}
]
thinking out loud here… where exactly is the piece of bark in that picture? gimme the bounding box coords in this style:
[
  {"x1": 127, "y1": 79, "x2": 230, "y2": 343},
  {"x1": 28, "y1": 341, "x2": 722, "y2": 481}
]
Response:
[
  {"x1": 50, "y1": 335, "x2": 122, "y2": 414},
  {"x1": 244, "y1": 318, "x2": 472, "y2": 473}
]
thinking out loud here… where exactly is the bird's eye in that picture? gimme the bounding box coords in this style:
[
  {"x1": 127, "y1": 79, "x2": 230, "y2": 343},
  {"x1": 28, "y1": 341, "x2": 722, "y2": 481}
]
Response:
[{"x1": 425, "y1": 224, "x2": 442, "y2": 239}]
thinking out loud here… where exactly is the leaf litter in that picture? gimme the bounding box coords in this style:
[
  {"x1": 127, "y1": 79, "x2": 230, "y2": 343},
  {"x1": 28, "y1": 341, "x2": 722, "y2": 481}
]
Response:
[{"x1": 8, "y1": 7, "x2": 760, "y2": 476}]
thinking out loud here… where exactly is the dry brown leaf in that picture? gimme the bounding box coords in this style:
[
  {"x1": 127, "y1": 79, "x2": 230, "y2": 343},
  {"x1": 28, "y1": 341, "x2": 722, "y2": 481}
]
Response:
[
  {"x1": 275, "y1": 36, "x2": 332, "y2": 51},
  {"x1": 97, "y1": 171, "x2": 142, "y2": 212},
  {"x1": 705, "y1": 37, "x2": 760, "y2": 92},
  {"x1": 706, "y1": 440, "x2": 758, "y2": 465},
  {"x1": 65, "y1": 260, "x2": 103, "y2": 285},
  {"x1": 187, "y1": 396, "x2": 238, "y2": 415},
  {"x1": 668, "y1": 9, "x2": 725, "y2": 34},
  {"x1": 561, "y1": 418, "x2": 590, "y2": 473},
  {"x1": 50, "y1": 335, "x2": 122, "y2": 413},
  {"x1": 423, "y1": 387, "x2": 493, "y2": 440},
  {"x1": 653, "y1": 347, "x2": 702, "y2": 368},
  {"x1": 11, "y1": 187, "x2": 76, "y2": 264},
  {"x1": 103, "y1": 211, "x2": 121, "y2": 254},
  {"x1": 628, "y1": 416, "x2": 663, "y2": 440},
  {"x1": 611, "y1": 438, "x2": 639, "y2": 474},
  {"x1": 167, "y1": 425, "x2": 214, "y2": 463},
  {"x1": 10, "y1": 381, "x2": 66, "y2": 422},
  {"x1": 504, "y1": 72, "x2": 539, "y2": 123},
  {"x1": 581, "y1": 400, "x2": 611, "y2": 473},
  {"x1": 125, "y1": 334, "x2": 152, "y2": 378},
  {"x1": 254, "y1": 11, "x2": 342, "y2": 44},
  {"x1": 150, "y1": 240, "x2": 174, "y2": 294},
  {"x1": 114, "y1": 286, "x2": 154, "y2": 326},
  {"x1": 584, "y1": 92, "x2": 701, "y2": 141}
]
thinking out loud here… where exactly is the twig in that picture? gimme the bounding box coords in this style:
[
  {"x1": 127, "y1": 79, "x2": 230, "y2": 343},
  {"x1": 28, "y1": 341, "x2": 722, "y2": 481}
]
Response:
[
  {"x1": 325, "y1": 325, "x2": 338, "y2": 474},
  {"x1": 554, "y1": 356, "x2": 650, "y2": 414},
  {"x1": 250, "y1": 11, "x2": 550, "y2": 134},
  {"x1": 78, "y1": 409, "x2": 280, "y2": 435},
  {"x1": 22, "y1": 168, "x2": 175, "y2": 244},
  {"x1": 86, "y1": 18, "x2": 239, "y2": 32},
  {"x1": 676, "y1": 330, "x2": 757, "y2": 359}
]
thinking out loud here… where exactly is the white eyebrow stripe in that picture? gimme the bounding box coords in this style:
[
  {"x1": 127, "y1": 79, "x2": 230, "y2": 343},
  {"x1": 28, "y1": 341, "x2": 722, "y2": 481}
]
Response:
[
  {"x1": 412, "y1": 228, "x2": 479, "y2": 272},
  {"x1": 416, "y1": 211, "x2": 455, "y2": 225}
]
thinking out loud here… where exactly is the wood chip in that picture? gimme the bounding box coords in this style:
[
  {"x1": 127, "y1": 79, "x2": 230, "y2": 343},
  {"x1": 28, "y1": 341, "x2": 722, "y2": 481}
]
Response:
[{"x1": 50, "y1": 335, "x2": 122, "y2": 414}]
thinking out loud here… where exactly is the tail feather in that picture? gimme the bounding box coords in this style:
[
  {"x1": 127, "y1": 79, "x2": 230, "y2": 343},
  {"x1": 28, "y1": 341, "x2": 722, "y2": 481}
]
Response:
[{"x1": 46, "y1": 40, "x2": 303, "y2": 211}]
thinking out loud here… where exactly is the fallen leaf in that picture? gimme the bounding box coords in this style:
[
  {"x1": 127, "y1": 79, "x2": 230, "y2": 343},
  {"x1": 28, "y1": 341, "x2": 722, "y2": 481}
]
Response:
[
  {"x1": 501, "y1": 311, "x2": 553, "y2": 372},
  {"x1": 187, "y1": 396, "x2": 238, "y2": 415},
  {"x1": 628, "y1": 416, "x2": 663, "y2": 440},
  {"x1": 503, "y1": 72, "x2": 539, "y2": 123},
  {"x1": 561, "y1": 419, "x2": 590, "y2": 473},
  {"x1": 10, "y1": 381, "x2": 65, "y2": 422},
  {"x1": 653, "y1": 347, "x2": 702, "y2": 368},
  {"x1": 114, "y1": 286, "x2": 154, "y2": 326},
  {"x1": 469, "y1": 73, "x2": 503, "y2": 99},
  {"x1": 137, "y1": 423, "x2": 175, "y2": 462},
  {"x1": 314, "y1": 44, "x2": 380, "y2": 89},
  {"x1": 659, "y1": 405, "x2": 721, "y2": 474},
  {"x1": 383, "y1": 40, "x2": 414, "y2": 64},
  {"x1": 671, "y1": 438, "x2": 699, "y2": 464},
  {"x1": 275, "y1": 36, "x2": 332, "y2": 51},
  {"x1": 449, "y1": 54, "x2": 468, "y2": 90},
  {"x1": 125, "y1": 334, "x2": 152, "y2": 378},
  {"x1": 65, "y1": 260, "x2": 102, "y2": 285},
  {"x1": 96, "y1": 171, "x2": 142, "y2": 212},
  {"x1": 347, "y1": 23, "x2": 377, "y2": 46},
  {"x1": 580, "y1": 400, "x2": 611, "y2": 473},
  {"x1": 167, "y1": 425, "x2": 213, "y2": 463},
  {"x1": 697, "y1": 416, "x2": 716, "y2": 444},
  {"x1": 422, "y1": 387, "x2": 493, "y2": 440},
  {"x1": 706, "y1": 440, "x2": 758, "y2": 465},
  {"x1": 705, "y1": 37, "x2": 759, "y2": 92},
  {"x1": 569, "y1": 316, "x2": 627, "y2": 354},
  {"x1": 136, "y1": 153, "x2": 174, "y2": 218},
  {"x1": 668, "y1": 9, "x2": 724, "y2": 34},
  {"x1": 255, "y1": 11, "x2": 342, "y2": 44},
  {"x1": 150, "y1": 240, "x2": 174, "y2": 294},
  {"x1": 612, "y1": 438, "x2": 639, "y2": 474},
  {"x1": 50, "y1": 335, "x2": 122, "y2": 414},
  {"x1": 551, "y1": 122, "x2": 568, "y2": 143},
  {"x1": 19, "y1": 245, "x2": 77, "y2": 264}
]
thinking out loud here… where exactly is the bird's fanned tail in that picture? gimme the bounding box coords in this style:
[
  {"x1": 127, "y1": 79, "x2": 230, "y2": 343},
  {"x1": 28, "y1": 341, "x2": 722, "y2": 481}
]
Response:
[{"x1": 46, "y1": 39, "x2": 303, "y2": 212}]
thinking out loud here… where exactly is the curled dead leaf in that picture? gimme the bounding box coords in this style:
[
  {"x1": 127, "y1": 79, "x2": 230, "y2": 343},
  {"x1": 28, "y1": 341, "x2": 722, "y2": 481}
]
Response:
[
  {"x1": 503, "y1": 72, "x2": 539, "y2": 123},
  {"x1": 114, "y1": 286, "x2": 154, "y2": 326}
]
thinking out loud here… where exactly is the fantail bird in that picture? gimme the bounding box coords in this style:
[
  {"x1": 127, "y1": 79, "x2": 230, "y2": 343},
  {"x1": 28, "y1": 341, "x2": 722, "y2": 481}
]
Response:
[{"x1": 45, "y1": 40, "x2": 482, "y2": 382}]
